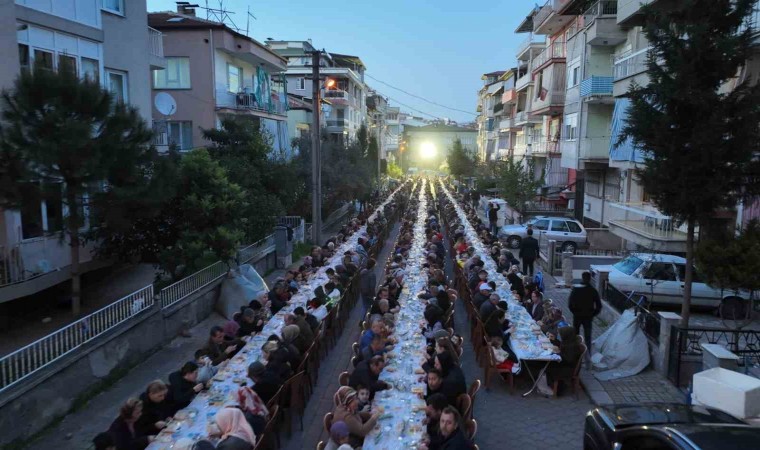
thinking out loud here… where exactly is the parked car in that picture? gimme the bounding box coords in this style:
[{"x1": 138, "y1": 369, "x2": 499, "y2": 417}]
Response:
[
  {"x1": 497, "y1": 216, "x2": 588, "y2": 252},
  {"x1": 583, "y1": 403, "x2": 757, "y2": 450},
  {"x1": 590, "y1": 253, "x2": 750, "y2": 310}
]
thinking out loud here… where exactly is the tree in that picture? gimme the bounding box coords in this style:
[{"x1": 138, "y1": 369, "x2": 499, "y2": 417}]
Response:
[
  {"x1": 447, "y1": 138, "x2": 476, "y2": 181},
  {"x1": 387, "y1": 161, "x2": 404, "y2": 179},
  {"x1": 696, "y1": 220, "x2": 760, "y2": 325},
  {"x1": 495, "y1": 156, "x2": 543, "y2": 216},
  {"x1": 367, "y1": 135, "x2": 379, "y2": 181},
  {"x1": 158, "y1": 149, "x2": 245, "y2": 281},
  {"x1": 0, "y1": 61, "x2": 153, "y2": 315},
  {"x1": 619, "y1": 0, "x2": 760, "y2": 327}
]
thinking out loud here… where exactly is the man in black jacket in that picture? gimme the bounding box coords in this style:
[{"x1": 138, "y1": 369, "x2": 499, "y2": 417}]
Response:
[
  {"x1": 349, "y1": 355, "x2": 389, "y2": 399},
  {"x1": 247, "y1": 361, "x2": 280, "y2": 404},
  {"x1": 430, "y1": 406, "x2": 473, "y2": 450},
  {"x1": 424, "y1": 393, "x2": 449, "y2": 450},
  {"x1": 487, "y1": 202, "x2": 500, "y2": 236},
  {"x1": 168, "y1": 361, "x2": 203, "y2": 410},
  {"x1": 568, "y1": 271, "x2": 602, "y2": 347},
  {"x1": 518, "y1": 228, "x2": 539, "y2": 277}
]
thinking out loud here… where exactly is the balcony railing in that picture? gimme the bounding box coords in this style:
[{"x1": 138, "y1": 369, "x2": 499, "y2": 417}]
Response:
[
  {"x1": 613, "y1": 46, "x2": 651, "y2": 81},
  {"x1": 531, "y1": 140, "x2": 560, "y2": 155},
  {"x1": 580, "y1": 76, "x2": 613, "y2": 97},
  {"x1": 515, "y1": 72, "x2": 533, "y2": 91},
  {"x1": 583, "y1": 0, "x2": 618, "y2": 19},
  {"x1": 533, "y1": 40, "x2": 566, "y2": 71},
  {"x1": 326, "y1": 119, "x2": 347, "y2": 128},
  {"x1": 148, "y1": 27, "x2": 163, "y2": 58},
  {"x1": 502, "y1": 88, "x2": 517, "y2": 104},
  {"x1": 216, "y1": 87, "x2": 287, "y2": 116},
  {"x1": 533, "y1": 1, "x2": 554, "y2": 31},
  {"x1": 516, "y1": 33, "x2": 544, "y2": 57}
]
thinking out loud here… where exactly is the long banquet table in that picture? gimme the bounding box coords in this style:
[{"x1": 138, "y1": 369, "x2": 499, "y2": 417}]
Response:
[
  {"x1": 146, "y1": 182, "x2": 408, "y2": 449},
  {"x1": 361, "y1": 179, "x2": 430, "y2": 450},
  {"x1": 438, "y1": 181, "x2": 560, "y2": 395}
]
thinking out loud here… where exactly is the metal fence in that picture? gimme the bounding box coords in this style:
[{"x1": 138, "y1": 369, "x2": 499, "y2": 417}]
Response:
[
  {"x1": 0, "y1": 285, "x2": 154, "y2": 393},
  {"x1": 159, "y1": 261, "x2": 228, "y2": 309},
  {"x1": 668, "y1": 326, "x2": 760, "y2": 387},
  {"x1": 605, "y1": 283, "x2": 662, "y2": 344},
  {"x1": 237, "y1": 235, "x2": 276, "y2": 265},
  {"x1": 277, "y1": 216, "x2": 306, "y2": 243}
]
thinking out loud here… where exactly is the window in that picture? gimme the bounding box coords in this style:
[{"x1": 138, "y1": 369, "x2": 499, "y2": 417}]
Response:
[
  {"x1": 227, "y1": 64, "x2": 242, "y2": 93},
  {"x1": 535, "y1": 71, "x2": 544, "y2": 99},
  {"x1": 336, "y1": 109, "x2": 345, "y2": 123},
  {"x1": 103, "y1": 0, "x2": 125, "y2": 15},
  {"x1": 533, "y1": 219, "x2": 549, "y2": 230},
  {"x1": 154, "y1": 57, "x2": 191, "y2": 89},
  {"x1": 34, "y1": 49, "x2": 54, "y2": 71},
  {"x1": 58, "y1": 54, "x2": 77, "y2": 74},
  {"x1": 620, "y1": 435, "x2": 678, "y2": 450},
  {"x1": 566, "y1": 221, "x2": 582, "y2": 233},
  {"x1": 19, "y1": 44, "x2": 30, "y2": 71},
  {"x1": 107, "y1": 70, "x2": 128, "y2": 103},
  {"x1": 296, "y1": 77, "x2": 305, "y2": 90},
  {"x1": 20, "y1": 186, "x2": 43, "y2": 240},
  {"x1": 42, "y1": 183, "x2": 64, "y2": 233},
  {"x1": 643, "y1": 263, "x2": 677, "y2": 282},
  {"x1": 550, "y1": 220, "x2": 569, "y2": 232},
  {"x1": 168, "y1": 121, "x2": 193, "y2": 151},
  {"x1": 81, "y1": 57, "x2": 99, "y2": 81},
  {"x1": 675, "y1": 264, "x2": 704, "y2": 283},
  {"x1": 564, "y1": 113, "x2": 578, "y2": 141},
  {"x1": 568, "y1": 65, "x2": 580, "y2": 87},
  {"x1": 614, "y1": 256, "x2": 644, "y2": 276}
]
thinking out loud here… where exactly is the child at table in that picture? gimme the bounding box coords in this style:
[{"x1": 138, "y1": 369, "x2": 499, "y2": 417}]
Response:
[
  {"x1": 490, "y1": 336, "x2": 513, "y2": 370},
  {"x1": 355, "y1": 385, "x2": 371, "y2": 413}
]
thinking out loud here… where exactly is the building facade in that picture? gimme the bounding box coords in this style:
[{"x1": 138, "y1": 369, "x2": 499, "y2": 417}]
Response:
[
  {"x1": 149, "y1": 10, "x2": 289, "y2": 156},
  {"x1": 266, "y1": 40, "x2": 368, "y2": 145},
  {"x1": 0, "y1": 0, "x2": 164, "y2": 302}
]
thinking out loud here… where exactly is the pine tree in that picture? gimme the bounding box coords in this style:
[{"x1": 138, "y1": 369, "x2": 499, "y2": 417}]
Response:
[
  {"x1": 620, "y1": 0, "x2": 760, "y2": 327},
  {"x1": 495, "y1": 155, "x2": 543, "y2": 215},
  {"x1": 0, "y1": 61, "x2": 152, "y2": 316},
  {"x1": 447, "y1": 138, "x2": 476, "y2": 181}
]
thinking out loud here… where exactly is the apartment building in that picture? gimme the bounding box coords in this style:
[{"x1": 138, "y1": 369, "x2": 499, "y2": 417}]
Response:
[
  {"x1": 476, "y1": 71, "x2": 505, "y2": 162},
  {"x1": 0, "y1": 0, "x2": 164, "y2": 302},
  {"x1": 149, "y1": 10, "x2": 289, "y2": 156},
  {"x1": 367, "y1": 91, "x2": 389, "y2": 169},
  {"x1": 512, "y1": 11, "x2": 545, "y2": 162},
  {"x1": 266, "y1": 40, "x2": 368, "y2": 145}
]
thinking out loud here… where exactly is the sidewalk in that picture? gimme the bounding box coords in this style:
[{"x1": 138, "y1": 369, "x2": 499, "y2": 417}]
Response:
[{"x1": 542, "y1": 274, "x2": 687, "y2": 406}]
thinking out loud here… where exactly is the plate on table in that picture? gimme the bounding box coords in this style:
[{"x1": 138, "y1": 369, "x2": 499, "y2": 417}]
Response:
[{"x1": 173, "y1": 408, "x2": 198, "y2": 421}]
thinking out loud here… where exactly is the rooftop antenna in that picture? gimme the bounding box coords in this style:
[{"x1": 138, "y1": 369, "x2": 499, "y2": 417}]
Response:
[
  {"x1": 197, "y1": 0, "x2": 242, "y2": 33},
  {"x1": 245, "y1": 5, "x2": 257, "y2": 37}
]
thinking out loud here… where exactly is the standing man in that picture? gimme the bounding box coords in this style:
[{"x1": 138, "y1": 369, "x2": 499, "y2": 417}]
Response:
[
  {"x1": 519, "y1": 228, "x2": 539, "y2": 277},
  {"x1": 568, "y1": 271, "x2": 602, "y2": 348},
  {"x1": 487, "y1": 202, "x2": 500, "y2": 236}
]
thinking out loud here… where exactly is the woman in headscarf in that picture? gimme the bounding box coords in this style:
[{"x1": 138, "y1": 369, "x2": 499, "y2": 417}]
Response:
[
  {"x1": 281, "y1": 324, "x2": 305, "y2": 360},
  {"x1": 223, "y1": 321, "x2": 241, "y2": 342},
  {"x1": 434, "y1": 351, "x2": 467, "y2": 406},
  {"x1": 214, "y1": 407, "x2": 257, "y2": 450},
  {"x1": 332, "y1": 387, "x2": 380, "y2": 448}
]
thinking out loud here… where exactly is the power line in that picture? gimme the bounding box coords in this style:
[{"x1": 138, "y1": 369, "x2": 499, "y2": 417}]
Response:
[
  {"x1": 366, "y1": 73, "x2": 478, "y2": 116},
  {"x1": 376, "y1": 91, "x2": 442, "y2": 120}
]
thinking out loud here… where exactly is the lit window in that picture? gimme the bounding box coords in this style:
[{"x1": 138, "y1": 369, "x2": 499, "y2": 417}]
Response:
[{"x1": 154, "y1": 57, "x2": 191, "y2": 89}]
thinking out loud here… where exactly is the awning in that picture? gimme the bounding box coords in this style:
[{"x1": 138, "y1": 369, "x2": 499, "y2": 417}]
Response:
[
  {"x1": 486, "y1": 81, "x2": 504, "y2": 96},
  {"x1": 609, "y1": 98, "x2": 645, "y2": 163}
]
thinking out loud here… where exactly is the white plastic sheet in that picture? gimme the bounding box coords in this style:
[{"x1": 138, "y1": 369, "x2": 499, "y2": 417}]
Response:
[
  {"x1": 592, "y1": 309, "x2": 651, "y2": 381},
  {"x1": 216, "y1": 264, "x2": 268, "y2": 320}
]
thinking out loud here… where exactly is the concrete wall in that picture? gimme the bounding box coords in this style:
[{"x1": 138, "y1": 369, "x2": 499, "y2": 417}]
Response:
[
  {"x1": 101, "y1": 0, "x2": 152, "y2": 123},
  {"x1": 586, "y1": 227, "x2": 624, "y2": 249},
  {"x1": 0, "y1": 249, "x2": 278, "y2": 446}
]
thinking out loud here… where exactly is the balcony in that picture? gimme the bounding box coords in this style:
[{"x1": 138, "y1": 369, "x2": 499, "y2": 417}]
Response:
[
  {"x1": 499, "y1": 117, "x2": 515, "y2": 131},
  {"x1": 493, "y1": 102, "x2": 504, "y2": 115},
  {"x1": 531, "y1": 87, "x2": 566, "y2": 115},
  {"x1": 148, "y1": 27, "x2": 166, "y2": 70},
  {"x1": 323, "y1": 89, "x2": 356, "y2": 107},
  {"x1": 514, "y1": 110, "x2": 542, "y2": 126},
  {"x1": 613, "y1": 47, "x2": 651, "y2": 81},
  {"x1": 530, "y1": 139, "x2": 560, "y2": 156},
  {"x1": 583, "y1": 1, "x2": 627, "y2": 46},
  {"x1": 532, "y1": 40, "x2": 566, "y2": 73},
  {"x1": 607, "y1": 201, "x2": 688, "y2": 252},
  {"x1": 534, "y1": 0, "x2": 577, "y2": 35},
  {"x1": 216, "y1": 86, "x2": 288, "y2": 118},
  {"x1": 502, "y1": 88, "x2": 517, "y2": 104},
  {"x1": 580, "y1": 76, "x2": 613, "y2": 100},
  {"x1": 325, "y1": 119, "x2": 349, "y2": 133},
  {"x1": 516, "y1": 33, "x2": 545, "y2": 60},
  {"x1": 515, "y1": 72, "x2": 533, "y2": 92}
]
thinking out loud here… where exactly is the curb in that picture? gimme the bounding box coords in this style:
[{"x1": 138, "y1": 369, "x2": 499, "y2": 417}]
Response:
[{"x1": 579, "y1": 370, "x2": 615, "y2": 405}]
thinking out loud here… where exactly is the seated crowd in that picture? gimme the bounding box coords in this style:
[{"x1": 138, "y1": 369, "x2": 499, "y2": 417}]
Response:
[
  {"x1": 91, "y1": 186, "x2": 409, "y2": 450},
  {"x1": 322, "y1": 193, "x2": 476, "y2": 450},
  {"x1": 441, "y1": 186, "x2": 584, "y2": 397}
]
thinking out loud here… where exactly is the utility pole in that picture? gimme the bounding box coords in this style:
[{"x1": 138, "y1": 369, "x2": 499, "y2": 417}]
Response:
[{"x1": 310, "y1": 49, "x2": 322, "y2": 245}]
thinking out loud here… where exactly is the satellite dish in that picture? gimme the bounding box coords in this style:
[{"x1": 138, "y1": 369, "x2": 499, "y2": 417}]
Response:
[{"x1": 154, "y1": 92, "x2": 177, "y2": 116}]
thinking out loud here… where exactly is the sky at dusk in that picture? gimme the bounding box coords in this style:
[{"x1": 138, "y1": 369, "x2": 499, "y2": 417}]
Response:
[{"x1": 147, "y1": 0, "x2": 541, "y2": 123}]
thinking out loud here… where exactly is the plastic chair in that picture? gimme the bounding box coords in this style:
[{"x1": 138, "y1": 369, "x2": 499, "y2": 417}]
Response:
[
  {"x1": 468, "y1": 380, "x2": 481, "y2": 415},
  {"x1": 253, "y1": 404, "x2": 279, "y2": 450},
  {"x1": 456, "y1": 393, "x2": 473, "y2": 422},
  {"x1": 465, "y1": 418, "x2": 478, "y2": 441},
  {"x1": 484, "y1": 342, "x2": 514, "y2": 394},
  {"x1": 323, "y1": 412, "x2": 334, "y2": 435},
  {"x1": 339, "y1": 371, "x2": 350, "y2": 386},
  {"x1": 316, "y1": 442, "x2": 326, "y2": 450}
]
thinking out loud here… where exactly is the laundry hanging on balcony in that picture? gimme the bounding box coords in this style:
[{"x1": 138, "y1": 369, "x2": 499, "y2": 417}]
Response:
[{"x1": 609, "y1": 98, "x2": 646, "y2": 164}]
